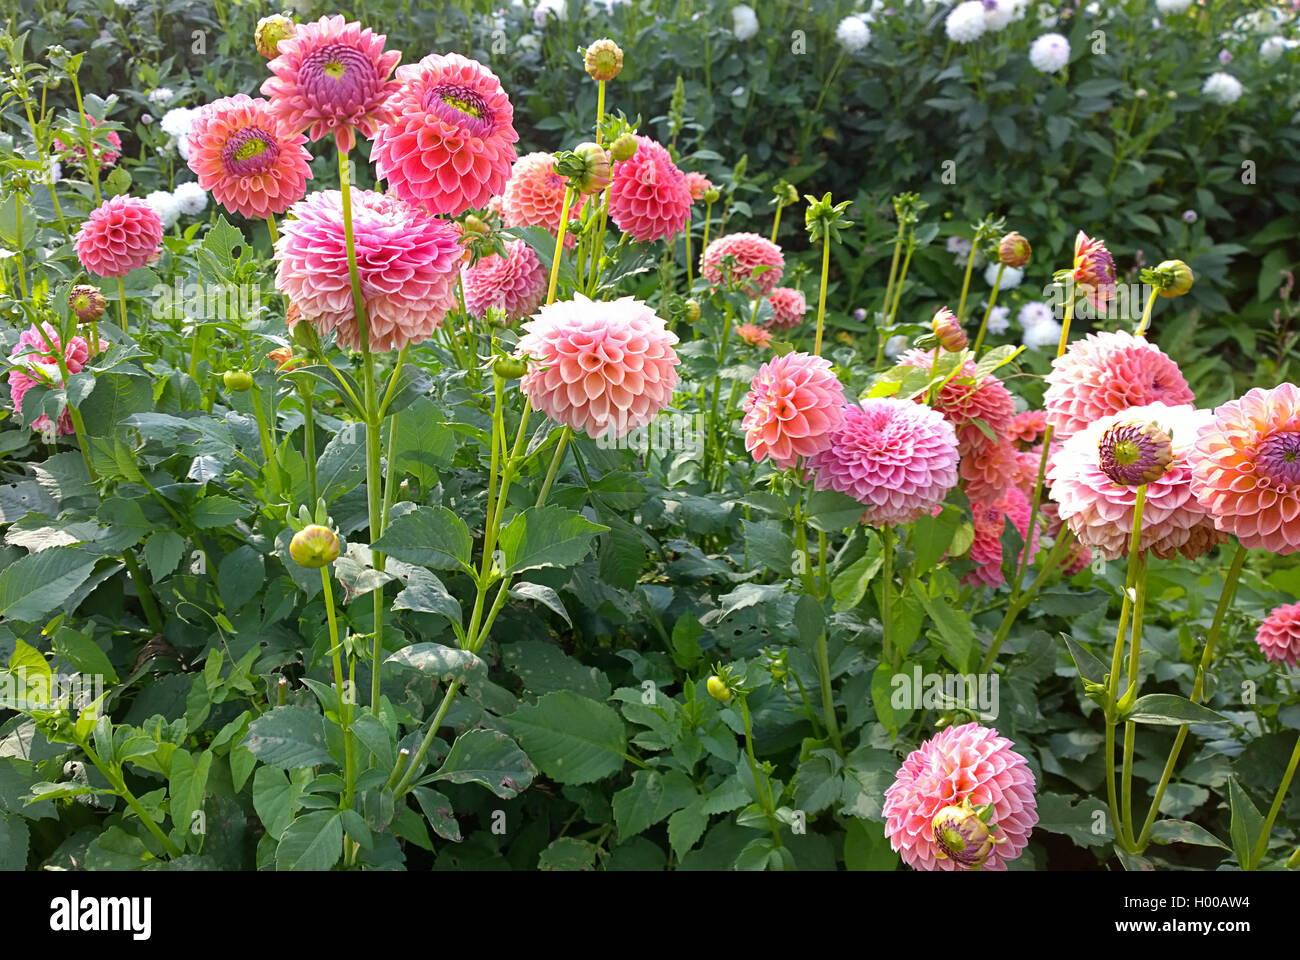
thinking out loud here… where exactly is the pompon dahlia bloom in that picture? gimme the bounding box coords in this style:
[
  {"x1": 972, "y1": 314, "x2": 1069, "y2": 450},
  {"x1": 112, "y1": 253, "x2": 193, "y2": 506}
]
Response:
[
  {"x1": 808, "y1": 399, "x2": 959, "y2": 525},
  {"x1": 185, "y1": 94, "x2": 312, "y2": 219},
  {"x1": 1044, "y1": 330, "x2": 1193, "y2": 440},
  {"x1": 608, "y1": 136, "x2": 693, "y2": 243},
  {"x1": 75, "y1": 195, "x2": 164, "y2": 278},
  {"x1": 53, "y1": 116, "x2": 122, "y2": 168},
  {"x1": 1188, "y1": 383, "x2": 1300, "y2": 553},
  {"x1": 516, "y1": 294, "x2": 680, "y2": 439},
  {"x1": 960, "y1": 438, "x2": 1021, "y2": 505},
  {"x1": 261, "y1": 15, "x2": 401, "y2": 152},
  {"x1": 742, "y1": 351, "x2": 846, "y2": 468},
  {"x1": 883, "y1": 722, "x2": 1038, "y2": 872},
  {"x1": 1072, "y1": 231, "x2": 1117, "y2": 311},
  {"x1": 274, "y1": 189, "x2": 462, "y2": 352},
  {"x1": 683, "y1": 171, "x2": 713, "y2": 201},
  {"x1": 964, "y1": 486, "x2": 1037, "y2": 589},
  {"x1": 371, "y1": 53, "x2": 518, "y2": 216},
  {"x1": 1048, "y1": 402, "x2": 1224, "y2": 560},
  {"x1": 461, "y1": 239, "x2": 546, "y2": 323},
  {"x1": 1009, "y1": 409, "x2": 1048, "y2": 446},
  {"x1": 1255, "y1": 602, "x2": 1300, "y2": 668},
  {"x1": 8, "y1": 323, "x2": 92, "y2": 436},
  {"x1": 767, "y1": 286, "x2": 807, "y2": 330},
  {"x1": 735, "y1": 323, "x2": 772, "y2": 348},
  {"x1": 898, "y1": 349, "x2": 1016, "y2": 455},
  {"x1": 700, "y1": 232, "x2": 785, "y2": 298},
  {"x1": 1063, "y1": 541, "x2": 1094, "y2": 577},
  {"x1": 499, "y1": 153, "x2": 578, "y2": 234}
]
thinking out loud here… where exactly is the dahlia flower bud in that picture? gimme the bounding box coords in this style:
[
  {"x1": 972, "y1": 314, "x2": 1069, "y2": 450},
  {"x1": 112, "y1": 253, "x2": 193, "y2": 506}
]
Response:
[
  {"x1": 568, "y1": 142, "x2": 612, "y2": 194},
  {"x1": 1152, "y1": 259, "x2": 1194, "y2": 298},
  {"x1": 609, "y1": 132, "x2": 638, "y2": 162},
  {"x1": 998, "y1": 231, "x2": 1032, "y2": 268},
  {"x1": 223, "y1": 370, "x2": 254, "y2": 391},
  {"x1": 493, "y1": 355, "x2": 528, "y2": 379},
  {"x1": 255, "y1": 15, "x2": 296, "y2": 59},
  {"x1": 68, "y1": 284, "x2": 106, "y2": 323},
  {"x1": 291, "y1": 311, "x2": 323, "y2": 355},
  {"x1": 773, "y1": 180, "x2": 799, "y2": 208},
  {"x1": 289, "y1": 524, "x2": 340, "y2": 568},
  {"x1": 584, "y1": 38, "x2": 623, "y2": 82},
  {"x1": 267, "y1": 347, "x2": 303, "y2": 373},
  {"x1": 685, "y1": 299, "x2": 700, "y2": 323},
  {"x1": 932, "y1": 306, "x2": 967, "y2": 352},
  {"x1": 702, "y1": 187, "x2": 720, "y2": 203},
  {"x1": 931, "y1": 802, "x2": 997, "y2": 869},
  {"x1": 462, "y1": 214, "x2": 489, "y2": 236},
  {"x1": 1098, "y1": 420, "x2": 1173, "y2": 486},
  {"x1": 706, "y1": 676, "x2": 732, "y2": 702}
]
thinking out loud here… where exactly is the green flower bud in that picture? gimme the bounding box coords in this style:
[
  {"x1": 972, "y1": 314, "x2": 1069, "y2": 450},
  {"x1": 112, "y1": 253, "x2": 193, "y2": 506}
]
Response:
[
  {"x1": 584, "y1": 38, "x2": 624, "y2": 83},
  {"x1": 569, "y1": 142, "x2": 612, "y2": 194},
  {"x1": 223, "y1": 370, "x2": 254, "y2": 391},
  {"x1": 685, "y1": 298, "x2": 700, "y2": 323},
  {"x1": 931, "y1": 802, "x2": 996, "y2": 869},
  {"x1": 610, "y1": 133, "x2": 638, "y2": 163},
  {"x1": 706, "y1": 676, "x2": 732, "y2": 702},
  {"x1": 256, "y1": 15, "x2": 296, "y2": 59},
  {"x1": 494, "y1": 355, "x2": 529, "y2": 380},
  {"x1": 1153, "y1": 259, "x2": 1194, "y2": 298},
  {"x1": 289, "y1": 524, "x2": 340, "y2": 569}
]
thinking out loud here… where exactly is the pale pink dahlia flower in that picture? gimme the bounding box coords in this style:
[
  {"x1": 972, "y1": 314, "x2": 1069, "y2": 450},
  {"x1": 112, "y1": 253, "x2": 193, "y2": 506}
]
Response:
[
  {"x1": 742, "y1": 351, "x2": 846, "y2": 468},
  {"x1": 766, "y1": 286, "x2": 807, "y2": 330},
  {"x1": 1255, "y1": 602, "x2": 1300, "y2": 668},
  {"x1": 700, "y1": 232, "x2": 785, "y2": 298},
  {"x1": 516, "y1": 294, "x2": 680, "y2": 439},
  {"x1": 1044, "y1": 330, "x2": 1193, "y2": 440},
  {"x1": 808, "y1": 398, "x2": 959, "y2": 525},
  {"x1": 1188, "y1": 383, "x2": 1300, "y2": 553},
  {"x1": 1048, "y1": 402, "x2": 1224, "y2": 560},
  {"x1": 53, "y1": 116, "x2": 121, "y2": 168},
  {"x1": 899, "y1": 348, "x2": 1016, "y2": 455},
  {"x1": 883, "y1": 722, "x2": 1038, "y2": 872},
  {"x1": 261, "y1": 15, "x2": 401, "y2": 152},
  {"x1": 461, "y1": 239, "x2": 546, "y2": 323},
  {"x1": 499, "y1": 152, "x2": 579, "y2": 235},
  {"x1": 185, "y1": 94, "x2": 313, "y2": 220},
  {"x1": 1008, "y1": 409, "x2": 1048, "y2": 445},
  {"x1": 371, "y1": 53, "x2": 518, "y2": 216},
  {"x1": 274, "y1": 189, "x2": 462, "y2": 352},
  {"x1": 8, "y1": 323, "x2": 92, "y2": 436},
  {"x1": 1072, "y1": 231, "x2": 1117, "y2": 312},
  {"x1": 608, "y1": 136, "x2": 693, "y2": 243},
  {"x1": 75, "y1": 195, "x2": 164, "y2": 278},
  {"x1": 683, "y1": 171, "x2": 713, "y2": 201}
]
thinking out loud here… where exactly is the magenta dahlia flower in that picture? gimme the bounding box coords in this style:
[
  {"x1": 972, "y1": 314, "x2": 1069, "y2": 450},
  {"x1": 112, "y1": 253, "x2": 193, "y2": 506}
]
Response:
[
  {"x1": 1044, "y1": 330, "x2": 1194, "y2": 440},
  {"x1": 74, "y1": 195, "x2": 164, "y2": 279},
  {"x1": 608, "y1": 136, "x2": 693, "y2": 243},
  {"x1": 1072, "y1": 231, "x2": 1117, "y2": 311},
  {"x1": 371, "y1": 53, "x2": 518, "y2": 216},
  {"x1": 274, "y1": 189, "x2": 462, "y2": 352},
  {"x1": 261, "y1": 15, "x2": 401, "y2": 152},
  {"x1": 185, "y1": 94, "x2": 312, "y2": 220},
  {"x1": 883, "y1": 722, "x2": 1038, "y2": 872},
  {"x1": 53, "y1": 116, "x2": 121, "y2": 169},
  {"x1": 8, "y1": 323, "x2": 92, "y2": 436},
  {"x1": 1188, "y1": 382, "x2": 1300, "y2": 553},
  {"x1": 461, "y1": 239, "x2": 547, "y2": 323},
  {"x1": 499, "y1": 152, "x2": 579, "y2": 235},
  {"x1": 1255, "y1": 602, "x2": 1300, "y2": 667},
  {"x1": 766, "y1": 287, "x2": 807, "y2": 330},
  {"x1": 700, "y1": 232, "x2": 785, "y2": 298},
  {"x1": 898, "y1": 348, "x2": 1016, "y2": 455},
  {"x1": 516, "y1": 294, "x2": 680, "y2": 439},
  {"x1": 742, "y1": 351, "x2": 846, "y2": 468},
  {"x1": 809, "y1": 399, "x2": 959, "y2": 525}
]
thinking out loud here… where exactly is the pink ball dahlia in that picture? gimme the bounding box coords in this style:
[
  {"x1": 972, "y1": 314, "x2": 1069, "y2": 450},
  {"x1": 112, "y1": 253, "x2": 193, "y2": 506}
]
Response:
[
  {"x1": 1072, "y1": 231, "x2": 1117, "y2": 312},
  {"x1": 74, "y1": 195, "x2": 164, "y2": 279},
  {"x1": 7, "y1": 323, "x2": 92, "y2": 436},
  {"x1": 499, "y1": 152, "x2": 579, "y2": 235},
  {"x1": 274, "y1": 189, "x2": 462, "y2": 352},
  {"x1": 735, "y1": 323, "x2": 773, "y2": 348},
  {"x1": 700, "y1": 232, "x2": 785, "y2": 298},
  {"x1": 1255, "y1": 602, "x2": 1300, "y2": 668},
  {"x1": 261, "y1": 15, "x2": 401, "y2": 152},
  {"x1": 608, "y1": 136, "x2": 693, "y2": 243},
  {"x1": 371, "y1": 53, "x2": 518, "y2": 216},
  {"x1": 883, "y1": 722, "x2": 1038, "y2": 872},
  {"x1": 185, "y1": 94, "x2": 313, "y2": 220},
  {"x1": 1188, "y1": 382, "x2": 1300, "y2": 553},
  {"x1": 1044, "y1": 330, "x2": 1193, "y2": 440},
  {"x1": 53, "y1": 116, "x2": 122, "y2": 168},
  {"x1": 808, "y1": 398, "x2": 959, "y2": 525},
  {"x1": 461, "y1": 239, "x2": 547, "y2": 323},
  {"x1": 516, "y1": 294, "x2": 680, "y2": 439},
  {"x1": 766, "y1": 286, "x2": 807, "y2": 330},
  {"x1": 898, "y1": 348, "x2": 1016, "y2": 455},
  {"x1": 963, "y1": 486, "x2": 1037, "y2": 589},
  {"x1": 683, "y1": 171, "x2": 713, "y2": 201},
  {"x1": 742, "y1": 351, "x2": 846, "y2": 468},
  {"x1": 1048, "y1": 402, "x2": 1224, "y2": 560}
]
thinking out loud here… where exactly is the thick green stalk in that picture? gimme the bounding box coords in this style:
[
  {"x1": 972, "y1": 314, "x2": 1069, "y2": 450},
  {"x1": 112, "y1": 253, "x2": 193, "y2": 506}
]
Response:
[
  {"x1": 955, "y1": 239, "x2": 977, "y2": 324},
  {"x1": 881, "y1": 525, "x2": 895, "y2": 668},
  {"x1": 1104, "y1": 485, "x2": 1145, "y2": 850},
  {"x1": 393, "y1": 681, "x2": 461, "y2": 798},
  {"x1": 1249, "y1": 729, "x2": 1300, "y2": 869},
  {"x1": 813, "y1": 237, "x2": 831, "y2": 356},
  {"x1": 739, "y1": 695, "x2": 784, "y2": 850},
  {"x1": 321, "y1": 567, "x2": 355, "y2": 811},
  {"x1": 972, "y1": 263, "x2": 1004, "y2": 354},
  {"x1": 874, "y1": 221, "x2": 907, "y2": 371},
  {"x1": 1134, "y1": 285, "x2": 1157, "y2": 337}
]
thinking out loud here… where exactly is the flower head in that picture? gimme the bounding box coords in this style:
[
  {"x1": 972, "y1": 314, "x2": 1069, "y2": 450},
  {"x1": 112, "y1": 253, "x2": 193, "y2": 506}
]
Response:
[
  {"x1": 608, "y1": 136, "x2": 693, "y2": 243},
  {"x1": 173, "y1": 182, "x2": 208, "y2": 216},
  {"x1": 584, "y1": 38, "x2": 624, "y2": 82},
  {"x1": 1098, "y1": 420, "x2": 1174, "y2": 486},
  {"x1": 932, "y1": 306, "x2": 967, "y2": 352},
  {"x1": 898, "y1": 349, "x2": 1016, "y2": 455},
  {"x1": 75, "y1": 195, "x2": 164, "y2": 279},
  {"x1": 1202, "y1": 72, "x2": 1244, "y2": 106},
  {"x1": 683, "y1": 171, "x2": 713, "y2": 202},
  {"x1": 732, "y1": 4, "x2": 759, "y2": 40},
  {"x1": 145, "y1": 190, "x2": 181, "y2": 229},
  {"x1": 1072, "y1": 231, "x2": 1117, "y2": 310},
  {"x1": 735, "y1": 323, "x2": 773, "y2": 348},
  {"x1": 946, "y1": 1, "x2": 987, "y2": 42},
  {"x1": 931, "y1": 802, "x2": 997, "y2": 868},
  {"x1": 1008, "y1": 409, "x2": 1047, "y2": 445},
  {"x1": 8, "y1": 323, "x2": 91, "y2": 437},
  {"x1": 766, "y1": 287, "x2": 807, "y2": 330},
  {"x1": 742, "y1": 351, "x2": 846, "y2": 468},
  {"x1": 700, "y1": 232, "x2": 785, "y2": 298},
  {"x1": 53, "y1": 116, "x2": 122, "y2": 169},
  {"x1": 501, "y1": 152, "x2": 581, "y2": 235},
  {"x1": 69, "y1": 284, "x2": 106, "y2": 323},
  {"x1": 960, "y1": 438, "x2": 1022, "y2": 505},
  {"x1": 256, "y1": 14, "x2": 297, "y2": 58},
  {"x1": 1029, "y1": 32, "x2": 1071, "y2": 73},
  {"x1": 1255, "y1": 602, "x2": 1300, "y2": 668},
  {"x1": 836, "y1": 15, "x2": 872, "y2": 52},
  {"x1": 964, "y1": 486, "x2": 1037, "y2": 589},
  {"x1": 999, "y1": 231, "x2": 1032, "y2": 268},
  {"x1": 461, "y1": 239, "x2": 547, "y2": 324}
]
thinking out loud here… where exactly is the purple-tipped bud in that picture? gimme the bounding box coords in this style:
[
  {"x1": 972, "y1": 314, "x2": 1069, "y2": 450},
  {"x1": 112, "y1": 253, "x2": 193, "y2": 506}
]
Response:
[
  {"x1": 931, "y1": 803, "x2": 996, "y2": 868},
  {"x1": 69, "y1": 284, "x2": 106, "y2": 323},
  {"x1": 931, "y1": 306, "x2": 967, "y2": 352},
  {"x1": 998, "y1": 231, "x2": 1032, "y2": 268}
]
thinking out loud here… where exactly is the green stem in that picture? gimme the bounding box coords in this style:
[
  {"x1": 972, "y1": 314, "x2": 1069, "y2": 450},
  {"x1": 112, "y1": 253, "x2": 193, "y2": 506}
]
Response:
[
  {"x1": 116, "y1": 276, "x2": 128, "y2": 334},
  {"x1": 322, "y1": 567, "x2": 355, "y2": 811},
  {"x1": 739, "y1": 695, "x2": 783, "y2": 850},
  {"x1": 979, "y1": 532, "x2": 1072, "y2": 672},
  {"x1": 1134, "y1": 284, "x2": 1157, "y2": 337},
  {"x1": 301, "y1": 382, "x2": 318, "y2": 506},
  {"x1": 82, "y1": 741, "x2": 182, "y2": 858},
  {"x1": 1105, "y1": 485, "x2": 1145, "y2": 851},
  {"x1": 955, "y1": 238, "x2": 977, "y2": 324},
  {"x1": 393, "y1": 681, "x2": 461, "y2": 798},
  {"x1": 1249, "y1": 729, "x2": 1300, "y2": 868},
  {"x1": 121, "y1": 549, "x2": 164, "y2": 634},
  {"x1": 546, "y1": 187, "x2": 575, "y2": 305},
  {"x1": 813, "y1": 237, "x2": 830, "y2": 356},
  {"x1": 972, "y1": 263, "x2": 1004, "y2": 354},
  {"x1": 881, "y1": 525, "x2": 895, "y2": 668}
]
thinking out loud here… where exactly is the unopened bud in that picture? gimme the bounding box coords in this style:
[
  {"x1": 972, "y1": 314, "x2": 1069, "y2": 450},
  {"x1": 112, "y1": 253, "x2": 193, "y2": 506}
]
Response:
[
  {"x1": 584, "y1": 38, "x2": 624, "y2": 83},
  {"x1": 685, "y1": 299, "x2": 700, "y2": 323},
  {"x1": 609, "y1": 133, "x2": 637, "y2": 163},
  {"x1": 69, "y1": 284, "x2": 106, "y2": 323},
  {"x1": 289, "y1": 524, "x2": 340, "y2": 568},
  {"x1": 1098, "y1": 420, "x2": 1174, "y2": 486},
  {"x1": 494, "y1": 355, "x2": 528, "y2": 379},
  {"x1": 931, "y1": 307, "x2": 967, "y2": 352},
  {"x1": 998, "y1": 231, "x2": 1032, "y2": 268},
  {"x1": 1153, "y1": 259, "x2": 1194, "y2": 298},
  {"x1": 931, "y1": 803, "x2": 996, "y2": 869},
  {"x1": 223, "y1": 370, "x2": 254, "y2": 391},
  {"x1": 570, "y1": 142, "x2": 612, "y2": 194},
  {"x1": 706, "y1": 676, "x2": 731, "y2": 702},
  {"x1": 256, "y1": 15, "x2": 296, "y2": 59}
]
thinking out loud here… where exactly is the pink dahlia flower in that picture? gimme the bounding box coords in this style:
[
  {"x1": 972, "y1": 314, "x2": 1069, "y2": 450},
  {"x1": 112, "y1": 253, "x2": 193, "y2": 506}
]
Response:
[
  {"x1": 461, "y1": 239, "x2": 546, "y2": 323},
  {"x1": 7, "y1": 323, "x2": 92, "y2": 436},
  {"x1": 899, "y1": 348, "x2": 1016, "y2": 455},
  {"x1": 742, "y1": 352, "x2": 846, "y2": 468},
  {"x1": 1188, "y1": 382, "x2": 1300, "y2": 553},
  {"x1": 960, "y1": 437, "x2": 1021, "y2": 505},
  {"x1": 963, "y1": 486, "x2": 1037, "y2": 589},
  {"x1": 1072, "y1": 231, "x2": 1117, "y2": 312},
  {"x1": 1048, "y1": 401, "x2": 1224, "y2": 560},
  {"x1": 499, "y1": 152, "x2": 579, "y2": 235},
  {"x1": 261, "y1": 15, "x2": 401, "y2": 152},
  {"x1": 74, "y1": 195, "x2": 164, "y2": 278},
  {"x1": 683, "y1": 171, "x2": 713, "y2": 201},
  {"x1": 608, "y1": 136, "x2": 693, "y2": 243},
  {"x1": 766, "y1": 286, "x2": 807, "y2": 330},
  {"x1": 1063, "y1": 540, "x2": 1094, "y2": 577},
  {"x1": 1255, "y1": 602, "x2": 1300, "y2": 667},
  {"x1": 883, "y1": 722, "x2": 1038, "y2": 872},
  {"x1": 53, "y1": 116, "x2": 121, "y2": 168},
  {"x1": 1044, "y1": 330, "x2": 1194, "y2": 440},
  {"x1": 274, "y1": 189, "x2": 462, "y2": 352},
  {"x1": 371, "y1": 53, "x2": 517, "y2": 216},
  {"x1": 1008, "y1": 409, "x2": 1048, "y2": 445},
  {"x1": 700, "y1": 232, "x2": 785, "y2": 298},
  {"x1": 516, "y1": 294, "x2": 680, "y2": 439},
  {"x1": 185, "y1": 94, "x2": 312, "y2": 220},
  {"x1": 735, "y1": 323, "x2": 773, "y2": 348},
  {"x1": 808, "y1": 398, "x2": 959, "y2": 525}
]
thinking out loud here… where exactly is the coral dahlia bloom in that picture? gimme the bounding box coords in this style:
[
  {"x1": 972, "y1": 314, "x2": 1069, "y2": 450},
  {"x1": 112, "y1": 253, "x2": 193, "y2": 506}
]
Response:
[
  {"x1": 1072, "y1": 230, "x2": 1117, "y2": 311},
  {"x1": 1008, "y1": 409, "x2": 1048, "y2": 445},
  {"x1": 1255, "y1": 602, "x2": 1300, "y2": 667},
  {"x1": 74, "y1": 195, "x2": 164, "y2": 278},
  {"x1": 808, "y1": 398, "x2": 959, "y2": 525},
  {"x1": 735, "y1": 323, "x2": 772, "y2": 348},
  {"x1": 1044, "y1": 330, "x2": 1194, "y2": 440},
  {"x1": 499, "y1": 153, "x2": 578, "y2": 235},
  {"x1": 8, "y1": 323, "x2": 92, "y2": 436},
  {"x1": 186, "y1": 94, "x2": 312, "y2": 219},
  {"x1": 883, "y1": 722, "x2": 1038, "y2": 872},
  {"x1": 767, "y1": 286, "x2": 807, "y2": 330},
  {"x1": 700, "y1": 232, "x2": 785, "y2": 298},
  {"x1": 1048, "y1": 402, "x2": 1223, "y2": 560},
  {"x1": 53, "y1": 116, "x2": 122, "y2": 168},
  {"x1": 683, "y1": 171, "x2": 713, "y2": 201},
  {"x1": 960, "y1": 437, "x2": 1021, "y2": 505},
  {"x1": 1188, "y1": 382, "x2": 1300, "y2": 553},
  {"x1": 608, "y1": 136, "x2": 693, "y2": 243},
  {"x1": 261, "y1": 15, "x2": 401, "y2": 152},
  {"x1": 516, "y1": 294, "x2": 680, "y2": 439},
  {"x1": 371, "y1": 53, "x2": 517, "y2": 216},
  {"x1": 461, "y1": 239, "x2": 546, "y2": 323},
  {"x1": 899, "y1": 349, "x2": 1016, "y2": 455},
  {"x1": 274, "y1": 189, "x2": 462, "y2": 352},
  {"x1": 964, "y1": 486, "x2": 1037, "y2": 589},
  {"x1": 742, "y1": 351, "x2": 846, "y2": 468}
]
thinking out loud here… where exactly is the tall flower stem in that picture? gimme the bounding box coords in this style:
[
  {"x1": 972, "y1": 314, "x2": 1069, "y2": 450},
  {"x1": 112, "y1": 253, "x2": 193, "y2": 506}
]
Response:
[
  {"x1": 813, "y1": 234, "x2": 831, "y2": 356},
  {"x1": 739, "y1": 694, "x2": 784, "y2": 850},
  {"x1": 1134, "y1": 285, "x2": 1157, "y2": 337},
  {"x1": 874, "y1": 220, "x2": 907, "y2": 371},
  {"x1": 973, "y1": 263, "x2": 1005, "y2": 354},
  {"x1": 80, "y1": 739, "x2": 182, "y2": 858},
  {"x1": 1104, "y1": 485, "x2": 1146, "y2": 851},
  {"x1": 321, "y1": 566, "x2": 355, "y2": 812},
  {"x1": 1249, "y1": 730, "x2": 1300, "y2": 869},
  {"x1": 705, "y1": 301, "x2": 734, "y2": 479},
  {"x1": 701, "y1": 199, "x2": 713, "y2": 253},
  {"x1": 881, "y1": 525, "x2": 896, "y2": 668},
  {"x1": 979, "y1": 531, "x2": 1073, "y2": 672},
  {"x1": 116, "y1": 276, "x2": 129, "y2": 333},
  {"x1": 301, "y1": 379, "x2": 318, "y2": 506},
  {"x1": 955, "y1": 237, "x2": 978, "y2": 324},
  {"x1": 1119, "y1": 551, "x2": 1149, "y2": 847},
  {"x1": 546, "y1": 187, "x2": 575, "y2": 305},
  {"x1": 769, "y1": 200, "x2": 785, "y2": 244}
]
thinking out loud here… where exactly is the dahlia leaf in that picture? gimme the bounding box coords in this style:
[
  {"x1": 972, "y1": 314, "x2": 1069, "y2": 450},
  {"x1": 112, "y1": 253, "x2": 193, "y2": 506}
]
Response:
[
  {"x1": 1228, "y1": 777, "x2": 1265, "y2": 869},
  {"x1": 425, "y1": 728, "x2": 534, "y2": 800},
  {"x1": 497, "y1": 505, "x2": 608, "y2": 576},
  {"x1": 1124, "y1": 694, "x2": 1229, "y2": 727},
  {"x1": 506, "y1": 691, "x2": 627, "y2": 785}
]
